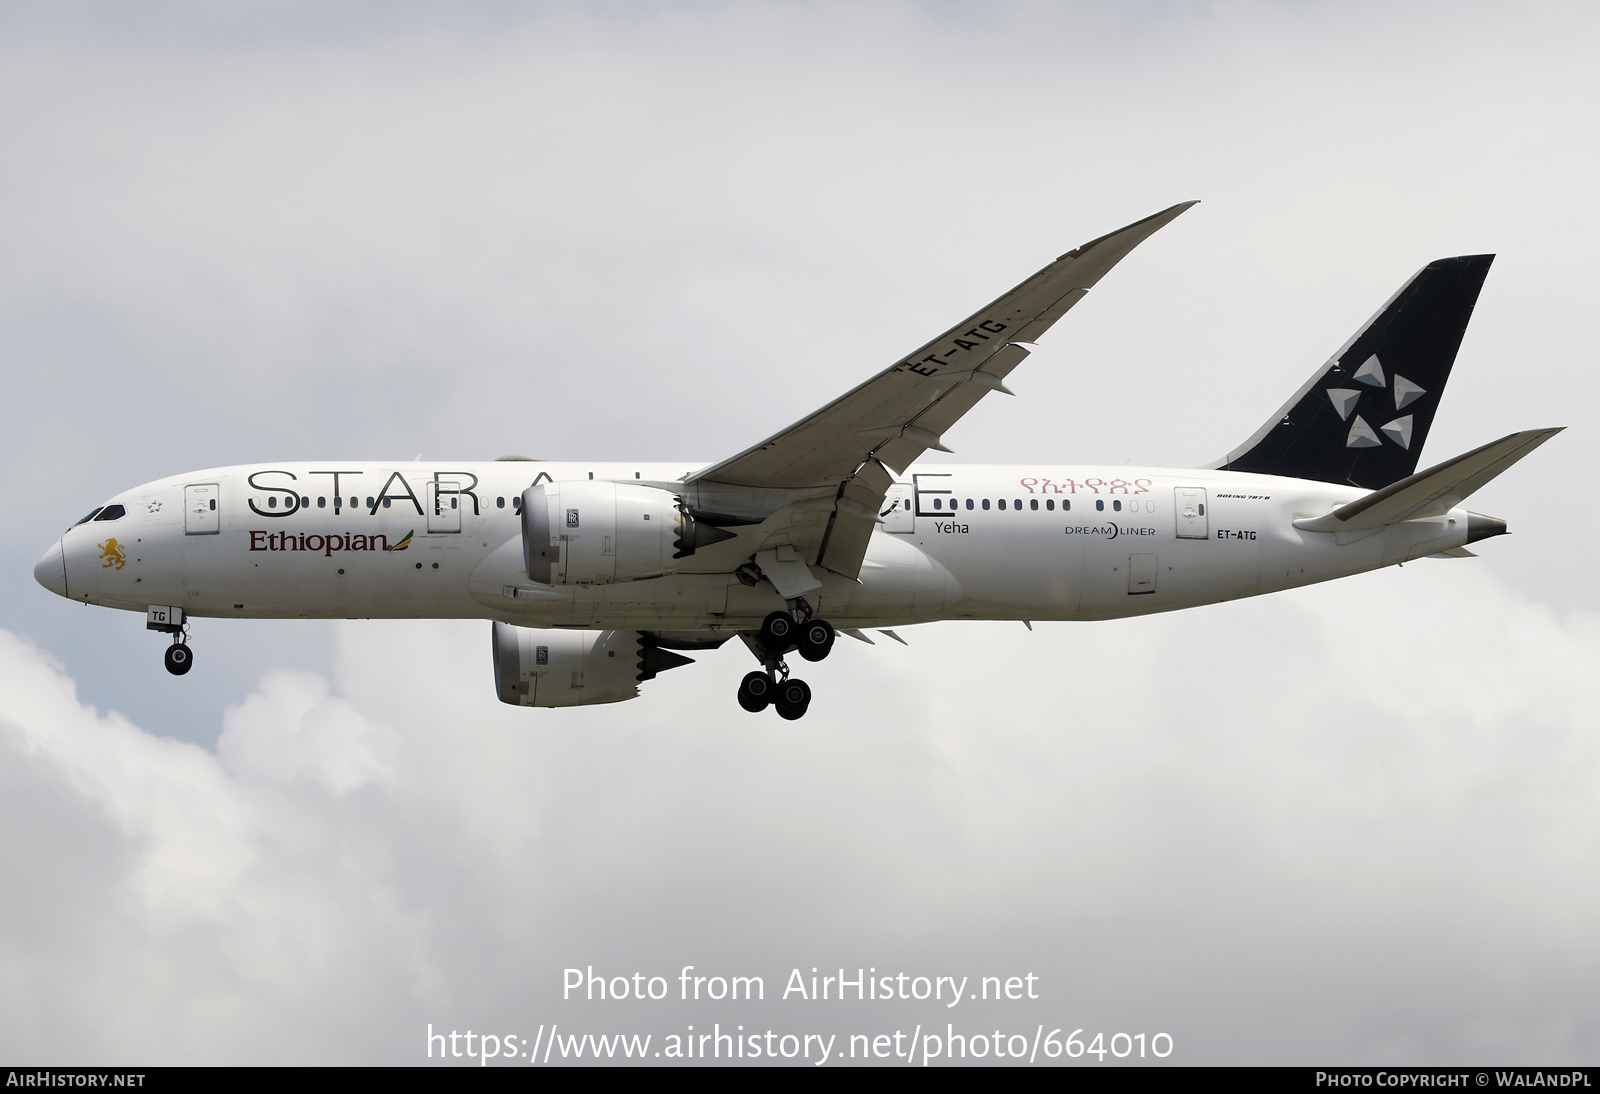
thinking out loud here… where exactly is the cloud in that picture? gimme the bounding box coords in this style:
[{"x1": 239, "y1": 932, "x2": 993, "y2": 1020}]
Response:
[
  {"x1": 2, "y1": 559, "x2": 1598, "y2": 1063},
  {"x1": 218, "y1": 670, "x2": 394, "y2": 793}
]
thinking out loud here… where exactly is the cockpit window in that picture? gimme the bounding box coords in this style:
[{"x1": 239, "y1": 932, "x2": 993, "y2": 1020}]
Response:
[
  {"x1": 74, "y1": 507, "x2": 104, "y2": 525},
  {"x1": 93, "y1": 504, "x2": 127, "y2": 522}
]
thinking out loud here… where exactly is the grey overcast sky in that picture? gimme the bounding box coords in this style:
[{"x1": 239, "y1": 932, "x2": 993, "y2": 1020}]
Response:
[{"x1": 2, "y1": 0, "x2": 1597, "y2": 1065}]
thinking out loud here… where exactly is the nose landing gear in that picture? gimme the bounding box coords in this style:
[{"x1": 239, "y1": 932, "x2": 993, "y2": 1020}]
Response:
[{"x1": 147, "y1": 605, "x2": 193, "y2": 676}]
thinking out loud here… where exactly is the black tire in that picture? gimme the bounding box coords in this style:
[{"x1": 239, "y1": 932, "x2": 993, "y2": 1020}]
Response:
[
  {"x1": 737, "y1": 670, "x2": 772, "y2": 713},
  {"x1": 164, "y1": 643, "x2": 193, "y2": 676},
  {"x1": 797, "y1": 618, "x2": 835, "y2": 663},
  {"x1": 774, "y1": 677, "x2": 811, "y2": 720},
  {"x1": 759, "y1": 610, "x2": 795, "y2": 653}
]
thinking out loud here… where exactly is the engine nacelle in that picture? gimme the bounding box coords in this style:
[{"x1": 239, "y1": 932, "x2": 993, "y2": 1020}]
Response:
[
  {"x1": 492, "y1": 623, "x2": 639, "y2": 706},
  {"x1": 521, "y1": 480, "x2": 735, "y2": 585},
  {"x1": 490, "y1": 623, "x2": 697, "y2": 707}
]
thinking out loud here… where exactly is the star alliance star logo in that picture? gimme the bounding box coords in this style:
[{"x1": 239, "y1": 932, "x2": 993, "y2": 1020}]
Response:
[
  {"x1": 147, "y1": 500, "x2": 163, "y2": 513},
  {"x1": 1326, "y1": 353, "x2": 1424, "y2": 450}
]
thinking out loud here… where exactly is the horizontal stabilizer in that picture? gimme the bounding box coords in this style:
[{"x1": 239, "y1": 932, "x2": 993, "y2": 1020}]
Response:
[{"x1": 1294, "y1": 427, "x2": 1562, "y2": 533}]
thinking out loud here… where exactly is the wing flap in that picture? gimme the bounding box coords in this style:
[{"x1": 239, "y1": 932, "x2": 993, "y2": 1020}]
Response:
[{"x1": 816, "y1": 458, "x2": 893, "y2": 579}]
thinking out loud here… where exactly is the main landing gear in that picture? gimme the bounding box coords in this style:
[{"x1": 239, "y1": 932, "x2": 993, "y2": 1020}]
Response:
[
  {"x1": 737, "y1": 608, "x2": 835, "y2": 720},
  {"x1": 147, "y1": 605, "x2": 193, "y2": 676}
]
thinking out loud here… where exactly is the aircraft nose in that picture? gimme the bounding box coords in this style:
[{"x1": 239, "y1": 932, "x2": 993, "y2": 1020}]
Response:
[{"x1": 34, "y1": 539, "x2": 68, "y2": 597}]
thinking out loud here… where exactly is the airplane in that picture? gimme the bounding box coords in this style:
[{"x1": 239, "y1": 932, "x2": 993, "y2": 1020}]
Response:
[{"x1": 33, "y1": 202, "x2": 1562, "y2": 720}]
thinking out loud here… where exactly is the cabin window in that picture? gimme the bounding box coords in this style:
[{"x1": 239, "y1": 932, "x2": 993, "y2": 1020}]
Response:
[
  {"x1": 383, "y1": 498, "x2": 391, "y2": 508},
  {"x1": 366, "y1": 497, "x2": 375, "y2": 508},
  {"x1": 76, "y1": 508, "x2": 104, "y2": 525},
  {"x1": 317, "y1": 497, "x2": 326, "y2": 508},
  {"x1": 497, "y1": 497, "x2": 506, "y2": 509},
  {"x1": 998, "y1": 499, "x2": 1006, "y2": 510},
  {"x1": 1095, "y1": 499, "x2": 1104, "y2": 511},
  {"x1": 93, "y1": 504, "x2": 126, "y2": 521},
  {"x1": 965, "y1": 499, "x2": 974, "y2": 510},
  {"x1": 932, "y1": 498, "x2": 942, "y2": 509},
  {"x1": 268, "y1": 496, "x2": 277, "y2": 508},
  {"x1": 1113, "y1": 500, "x2": 1122, "y2": 511},
  {"x1": 209, "y1": 499, "x2": 217, "y2": 511},
  {"x1": 1198, "y1": 503, "x2": 1206, "y2": 516},
  {"x1": 982, "y1": 499, "x2": 991, "y2": 510},
  {"x1": 301, "y1": 496, "x2": 310, "y2": 507},
  {"x1": 1030, "y1": 499, "x2": 1039, "y2": 510},
  {"x1": 1045, "y1": 499, "x2": 1054, "y2": 511}
]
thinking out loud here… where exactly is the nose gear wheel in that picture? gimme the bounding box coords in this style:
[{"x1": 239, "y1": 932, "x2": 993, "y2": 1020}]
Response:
[{"x1": 164, "y1": 642, "x2": 193, "y2": 676}]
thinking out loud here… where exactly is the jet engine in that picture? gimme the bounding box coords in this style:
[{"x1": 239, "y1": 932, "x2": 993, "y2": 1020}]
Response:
[
  {"x1": 521, "y1": 480, "x2": 735, "y2": 585},
  {"x1": 491, "y1": 622, "x2": 694, "y2": 707}
]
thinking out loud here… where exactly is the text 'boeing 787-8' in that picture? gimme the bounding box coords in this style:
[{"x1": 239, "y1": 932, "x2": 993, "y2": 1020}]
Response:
[{"x1": 35, "y1": 203, "x2": 1560, "y2": 720}]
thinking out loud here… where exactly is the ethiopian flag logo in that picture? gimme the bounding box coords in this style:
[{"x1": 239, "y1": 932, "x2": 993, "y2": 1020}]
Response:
[{"x1": 385, "y1": 530, "x2": 414, "y2": 552}]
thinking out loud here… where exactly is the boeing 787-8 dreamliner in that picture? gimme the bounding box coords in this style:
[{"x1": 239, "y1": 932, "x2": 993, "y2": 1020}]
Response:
[{"x1": 34, "y1": 203, "x2": 1560, "y2": 720}]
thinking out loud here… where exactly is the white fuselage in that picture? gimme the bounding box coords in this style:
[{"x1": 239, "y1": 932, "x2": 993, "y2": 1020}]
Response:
[{"x1": 44, "y1": 460, "x2": 1475, "y2": 634}]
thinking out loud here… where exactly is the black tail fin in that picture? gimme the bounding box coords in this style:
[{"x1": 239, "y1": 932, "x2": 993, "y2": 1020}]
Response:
[{"x1": 1217, "y1": 255, "x2": 1494, "y2": 489}]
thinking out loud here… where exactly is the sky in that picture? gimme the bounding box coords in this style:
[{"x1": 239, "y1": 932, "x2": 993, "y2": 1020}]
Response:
[{"x1": 1, "y1": 0, "x2": 1597, "y2": 1066}]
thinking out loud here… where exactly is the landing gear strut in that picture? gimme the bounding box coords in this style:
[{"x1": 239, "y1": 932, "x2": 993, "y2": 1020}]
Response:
[{"x1": 739, "y1": 606, "x2": 835, "y2": 719}]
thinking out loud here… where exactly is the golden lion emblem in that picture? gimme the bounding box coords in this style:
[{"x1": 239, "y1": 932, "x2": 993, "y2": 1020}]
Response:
[{"x1": 98, "y1": 538, "x2": 126, "y2": 571}]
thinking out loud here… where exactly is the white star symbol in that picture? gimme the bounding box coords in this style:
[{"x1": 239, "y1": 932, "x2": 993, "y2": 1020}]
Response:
[{"x1": 147, "y1": 500, "x2": 162, "y2": 513}]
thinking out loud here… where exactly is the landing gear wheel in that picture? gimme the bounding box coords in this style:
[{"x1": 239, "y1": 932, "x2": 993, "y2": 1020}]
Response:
[
  {"x1": 797, "y1": 619, "x2": 835, "y2": 662},
  {"x1": 737, "y1": 671, "x2": 773, "y2": 713},
  {"x1": 164, "y1": 642, "x2": 193, "y2": 676},
  {"x1": 774, "y1": 678, "x2": 811, "y2": 721},
  {"x1": 759, "y1": 610, "x2": 796, "y2": 654}
]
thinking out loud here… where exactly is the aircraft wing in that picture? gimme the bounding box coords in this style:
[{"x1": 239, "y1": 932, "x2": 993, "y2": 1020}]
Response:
[{"x1": 680, "y1": 201, "x2": 1196, "y2": 580}]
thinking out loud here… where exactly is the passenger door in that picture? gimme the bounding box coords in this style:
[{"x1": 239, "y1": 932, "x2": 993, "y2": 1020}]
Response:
[
  {"x1": 428, "y1": 479, "x2": 463, "y2": 533},
  {"x1": 184, "y1": 484, "x2": 220, "y2": 535},
  {"x1": 1174, "y1": 487, "x2": 1208, "y2": 539},
  {"x1": 881, "y1": 484, "x2": 914, "y2": 533}
]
